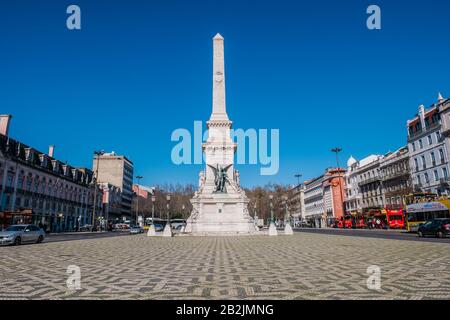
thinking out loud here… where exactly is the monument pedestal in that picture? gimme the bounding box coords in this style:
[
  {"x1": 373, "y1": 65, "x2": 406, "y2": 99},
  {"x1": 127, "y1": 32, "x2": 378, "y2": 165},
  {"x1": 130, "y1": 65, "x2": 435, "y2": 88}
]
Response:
[
  {"x1": 185, "y1": 188, "x2": 258, "y2": 235},
  {"x1": 147, "y1": 224, "x2": 156, "y2": 237},
  {"x1": 268, "y1": 222, "x2": 278, "y2": 236}
]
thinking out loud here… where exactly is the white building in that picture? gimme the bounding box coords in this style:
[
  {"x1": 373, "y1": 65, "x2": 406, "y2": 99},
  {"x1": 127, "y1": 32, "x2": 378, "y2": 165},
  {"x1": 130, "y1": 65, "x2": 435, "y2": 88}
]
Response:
[
  {"x1": 303, "y1": 174, "x2": 325, "y2": 228},
  {"x1": 407, "y1": 94, "x2": 450, "y2": 195},
  {"x1": 345, "y1": 155, "x2": 383, "y2": 214},
  {"x1": 287, "y1": 183, "x2": 305, "y2": 224},
  {"x1": 434, "y1": 93, "x2": 450, "y2": 192},
  {"x1": 344, "y1": 156, "x2": 360, "y2": 215}
]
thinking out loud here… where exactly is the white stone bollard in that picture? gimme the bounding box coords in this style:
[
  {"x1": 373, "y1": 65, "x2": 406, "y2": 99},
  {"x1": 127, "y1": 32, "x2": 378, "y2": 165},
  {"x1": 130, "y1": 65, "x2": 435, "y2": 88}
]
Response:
[
  {"x1": 147, "y1": 224, "x2": 156, "y2": 237},
  {"x1": 162, "y1": 224, "x2": 173, "y2": 237},
  {"x1": 268, "y1": 222, "x2": 278, "y2": 236},
  {"x1": 284, "y1": 223, "x2": 294, "y2": 235}
]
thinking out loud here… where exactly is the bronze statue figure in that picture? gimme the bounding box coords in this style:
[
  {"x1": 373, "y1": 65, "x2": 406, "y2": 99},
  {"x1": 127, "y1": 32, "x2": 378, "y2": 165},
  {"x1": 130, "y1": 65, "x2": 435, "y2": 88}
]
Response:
[{"x1": 208, "y1": 164, "x2": 232, "y2": 193}]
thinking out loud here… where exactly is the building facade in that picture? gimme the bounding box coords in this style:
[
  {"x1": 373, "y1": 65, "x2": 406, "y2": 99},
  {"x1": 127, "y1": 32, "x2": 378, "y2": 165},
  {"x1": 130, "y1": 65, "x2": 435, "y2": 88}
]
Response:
[
  {"x1": 379, "y1": 146, "x2": 412, "y2": 208},
  {"x1": 345, "y1": 155, "x2": 383, "y2": 215},
  {"x1": 322, "y1": 168, "x2": 346, "y2": 226},
  {"x1": 93, "y1": 152, "x2": 134, "y2": 221},
  {"x1": 100, "y1": 182, "x2": 122, "y2": 223},
  {"x1": 344, "y1": 156, "x2": 361, "y2": 215},
  {"x1": 407, "y1": 97, "x2": 450, "y2": 195},
  {"x1": 286, "y1": 183, "x2": 305, "y2": 225},
  {"x1": 357, "y1": 155, "x2": 384, "y2": 214},
  {"x1": 0, "y1": 116, "x2": 103, "y2": 232},
  {"x1": 304, "y1": 174, "x2": 324, "y2": 228}
]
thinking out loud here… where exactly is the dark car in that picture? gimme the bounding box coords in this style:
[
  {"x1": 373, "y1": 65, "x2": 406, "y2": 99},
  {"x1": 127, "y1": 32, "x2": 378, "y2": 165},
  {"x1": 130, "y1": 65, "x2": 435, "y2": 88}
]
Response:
[{"x1": 417, "y1": 218, "x2": 450, "y2": 238}]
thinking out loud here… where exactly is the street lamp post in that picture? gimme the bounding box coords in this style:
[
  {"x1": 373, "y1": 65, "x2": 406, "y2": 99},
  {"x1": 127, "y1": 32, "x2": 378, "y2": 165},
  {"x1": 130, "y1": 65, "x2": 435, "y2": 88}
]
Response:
[
  {"x1": 92, "y1": 150, "x2": 104, "y2": 232},
  {"x1": 295, "y1": 173, "x2": 302, "y2": 186},
  {"x1": 147, "y1": 192, "x2": 157, "y2": 237},
  {"x1": 152, "y1": 194, "x2": 156, "y2": 223},
  {"x1": 162, "y1": 193, "x2": 172, "y2": 237},
  {"x1": 331, "y1": 147, "x2": 345, "y2": 229},
  {"x1": 294, "y1": 173, "x2": 302, "y2": 225},
  {"x1": 135, "y1": 175, "x2": 143, "y2": 226},
  {"x1": 268, "y1": 194, "x2": 277, "y2": 236}
]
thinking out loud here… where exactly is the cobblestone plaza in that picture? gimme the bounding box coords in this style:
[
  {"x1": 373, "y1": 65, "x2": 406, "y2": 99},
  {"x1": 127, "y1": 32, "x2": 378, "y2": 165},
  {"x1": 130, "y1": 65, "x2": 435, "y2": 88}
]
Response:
[{"x1": 1, "y1": 233, "x2": 450, "y2": 300}]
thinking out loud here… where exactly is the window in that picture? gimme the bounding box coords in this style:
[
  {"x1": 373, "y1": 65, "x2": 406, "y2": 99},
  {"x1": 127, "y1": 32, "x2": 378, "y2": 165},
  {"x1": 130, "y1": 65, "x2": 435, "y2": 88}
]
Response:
[
  {"x1": 412, "y1": 143, "x2": 416, "y2": 152},
  {"x1": 431, "y1": 152, "x2": 436, "y2": 165},
  {"x1": 418, "y1": 175, "x2": 422, "y2": 185},
  {"x1": 434, "y1": 170, "x2": 439, "y2": 181},
  {"x1": 443, "y1": 168, "x2": 448, "y2": 179},
  {"x1": 436, "y1": 132, "x2": 441, "y2": 142},
  {"x1": 421, "y1": 155, "x2": 426, "y2": 170},
  {"x1": 424, "y1": 172, "x2": 429, "y2": 183},
  {"x1": 414, "y1": 158, "x2": 419, "y2": 171},
  {"x1": 419, "y1": 139, "x2": 423, "y2": 149},
  {"x1": 18, "y1": 175, "x2": 24, "y2": 189},
  {"x1": 440, "y1": 149, "x2": 445, "y2": 164},
  {"x1": 428, "y1": 135, "x2": 432, "y2": 145},
  {"x1": 6, "y1": 173, "x2": 14, "y2": 187}
]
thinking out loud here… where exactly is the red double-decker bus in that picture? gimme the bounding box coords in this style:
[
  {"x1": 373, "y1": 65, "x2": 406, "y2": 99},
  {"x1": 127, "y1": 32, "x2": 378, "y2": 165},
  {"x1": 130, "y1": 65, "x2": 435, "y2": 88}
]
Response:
[
  {"x1": 386, "y1": 209, "x2": 405, "y2": 229},
  {"x1": 334, "y1": 215, "x2": 353, "y2": 228}
]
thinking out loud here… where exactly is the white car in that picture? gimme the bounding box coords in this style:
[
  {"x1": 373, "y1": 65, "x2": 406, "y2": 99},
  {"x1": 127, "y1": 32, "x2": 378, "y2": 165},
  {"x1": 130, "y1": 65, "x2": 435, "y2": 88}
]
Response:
[
  {"x1": 0, "y1": 224, "x2": 45, "y2": 246},
  {"x1": 129, "y1": 226, "x2": 143, "y2": 234}
]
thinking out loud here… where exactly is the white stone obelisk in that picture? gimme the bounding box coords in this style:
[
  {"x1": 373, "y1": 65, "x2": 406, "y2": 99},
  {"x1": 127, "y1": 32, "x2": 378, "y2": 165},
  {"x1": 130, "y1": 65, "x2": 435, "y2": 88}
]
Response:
[{"x1": 184, "y1": 34, "x2": 258, "y2": 236}]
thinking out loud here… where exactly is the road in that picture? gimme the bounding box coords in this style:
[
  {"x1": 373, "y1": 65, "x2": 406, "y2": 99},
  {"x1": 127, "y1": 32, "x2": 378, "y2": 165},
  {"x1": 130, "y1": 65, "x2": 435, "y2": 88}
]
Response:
[
  {"x1": 295, "y1": 227, "x2": 450, "y2": 244},
  {"x1": 44, "y1": 231, "x2": 133, "y2": 243}
]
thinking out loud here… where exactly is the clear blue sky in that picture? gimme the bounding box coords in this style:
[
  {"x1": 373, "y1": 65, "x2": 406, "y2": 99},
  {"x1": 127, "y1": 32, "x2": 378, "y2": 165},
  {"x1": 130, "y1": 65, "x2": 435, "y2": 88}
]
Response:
[{"x1": 1, "y1": 0, "x2": 450, "y2": 187}]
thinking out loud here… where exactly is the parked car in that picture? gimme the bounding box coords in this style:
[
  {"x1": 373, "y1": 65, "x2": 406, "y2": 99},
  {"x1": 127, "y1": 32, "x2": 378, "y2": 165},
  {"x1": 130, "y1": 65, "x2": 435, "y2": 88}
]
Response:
[
  {"x1": 173, "y1": 224, "x2": 185, "y2": 231},
  {"x1": 154, "y1": 223, "x2": 164, "y2": 232},
  {"x1": 418, "y1": 218, "x2": 450, "y2": 238},
  {"x1": 0, "y1": 224, "x2": 45, "y2": 246},
  {"x1": 79, "y1": 224, "x2": 93, "y2": 232},
  {"x1": 112, "y1": 223, "x2": 130, "y2": 232},
  {"x1": 129, "y1": 225, "x2": 144, "y2": 234}
]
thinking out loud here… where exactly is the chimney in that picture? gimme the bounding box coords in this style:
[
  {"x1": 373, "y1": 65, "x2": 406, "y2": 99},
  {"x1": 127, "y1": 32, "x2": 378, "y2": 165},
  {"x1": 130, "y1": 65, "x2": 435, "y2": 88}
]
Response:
[
  {"x1": 0, "y1": 115, "x2": 12, "y2": 136},
  {"x1": 48, "y1": 145, "x2": 55, "y2": 158},
  {"x1": 418, "y1": 104, "x2": 426, "y2": 129}
]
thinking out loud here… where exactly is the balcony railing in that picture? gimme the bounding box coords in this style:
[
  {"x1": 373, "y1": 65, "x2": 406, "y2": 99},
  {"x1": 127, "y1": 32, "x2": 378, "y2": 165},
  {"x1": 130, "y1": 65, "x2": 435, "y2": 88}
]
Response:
[
  {"x1": 408, "y1": 121, "x2": 440, "y2": 140},
  {"x1": 358, "y1": 176, "x2": 381, "y2": 187},
  {"x1": 381, "y1": 170, "x2": 410, "y2": 182}
]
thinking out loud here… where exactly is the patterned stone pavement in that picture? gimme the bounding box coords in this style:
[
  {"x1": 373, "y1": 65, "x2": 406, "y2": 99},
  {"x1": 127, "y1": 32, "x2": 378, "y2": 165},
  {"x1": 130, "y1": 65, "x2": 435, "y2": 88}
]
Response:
[{"x1": 1, "y1": 233, "x2": 450, "y2": 300}]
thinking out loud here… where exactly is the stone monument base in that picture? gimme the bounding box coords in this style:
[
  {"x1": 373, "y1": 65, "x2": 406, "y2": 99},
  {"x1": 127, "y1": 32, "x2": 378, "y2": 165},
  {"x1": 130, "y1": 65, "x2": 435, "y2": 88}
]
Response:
[{"x1": 184, "y1": 191, "x2": 259, "y2": 236}]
